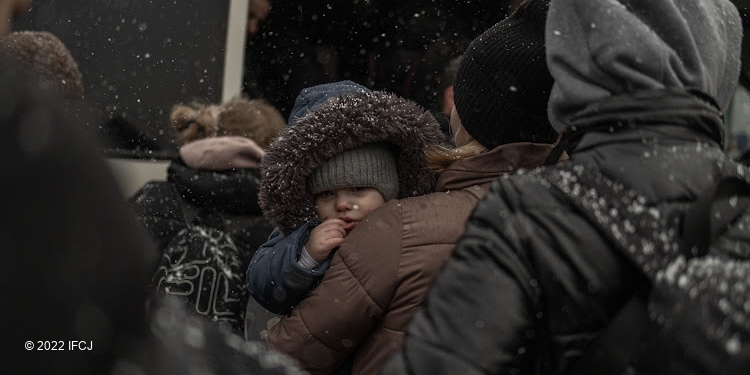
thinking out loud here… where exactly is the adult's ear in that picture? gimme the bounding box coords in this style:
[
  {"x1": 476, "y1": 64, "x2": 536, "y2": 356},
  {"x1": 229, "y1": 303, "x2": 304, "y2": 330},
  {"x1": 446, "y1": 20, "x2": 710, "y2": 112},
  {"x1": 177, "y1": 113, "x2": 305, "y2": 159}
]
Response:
[{"x1": 442, "y1": 85, "x2": 454, "y2": 117}]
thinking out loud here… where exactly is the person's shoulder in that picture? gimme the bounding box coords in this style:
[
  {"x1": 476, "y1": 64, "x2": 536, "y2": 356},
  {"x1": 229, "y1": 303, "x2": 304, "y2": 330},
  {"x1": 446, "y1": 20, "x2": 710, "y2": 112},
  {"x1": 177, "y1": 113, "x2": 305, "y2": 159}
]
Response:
[
  {"x1": 361, "y1": 194, "x2": 441, "y2": 223},
  {"x1": 396, "y1": 189, "x2": 479, "y2": 212},
  {"x1": 130, "y1": 179, "x2": 177, "y2": 197},
  {"x1": 483, "y1": 165, "x2": 579, "y2": 213},
  {"x1": 356, "y1": 191, "x2": 476, "y2": 236}
]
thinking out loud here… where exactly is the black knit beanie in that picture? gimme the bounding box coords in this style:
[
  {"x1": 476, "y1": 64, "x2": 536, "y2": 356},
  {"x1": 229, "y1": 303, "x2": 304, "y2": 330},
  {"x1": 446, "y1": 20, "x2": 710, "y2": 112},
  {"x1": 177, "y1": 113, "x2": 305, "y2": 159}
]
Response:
[{"x1": 453, "y1": 0, "x2": 557, "y2": 149}]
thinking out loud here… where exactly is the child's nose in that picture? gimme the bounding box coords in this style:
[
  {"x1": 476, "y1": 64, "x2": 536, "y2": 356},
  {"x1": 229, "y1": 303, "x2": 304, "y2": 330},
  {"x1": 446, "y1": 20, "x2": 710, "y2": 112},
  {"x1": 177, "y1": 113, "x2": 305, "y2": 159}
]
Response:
[{"x1": 335, "y1": 196, "x2": 351, "y2": 211}]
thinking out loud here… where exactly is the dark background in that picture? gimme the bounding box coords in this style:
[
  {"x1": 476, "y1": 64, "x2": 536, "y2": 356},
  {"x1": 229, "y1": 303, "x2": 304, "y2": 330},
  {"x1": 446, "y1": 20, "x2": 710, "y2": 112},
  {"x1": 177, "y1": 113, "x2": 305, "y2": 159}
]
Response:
[{"x1": 14, "y1": 0, "x2": 230, "y2": 155}]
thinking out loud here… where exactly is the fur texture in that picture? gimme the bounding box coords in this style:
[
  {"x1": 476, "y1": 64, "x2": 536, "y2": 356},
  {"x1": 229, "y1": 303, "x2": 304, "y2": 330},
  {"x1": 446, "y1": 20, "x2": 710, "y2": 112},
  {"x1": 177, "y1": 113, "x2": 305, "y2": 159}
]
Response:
[{"x1": 259, "y1": 90, "x2": 444, "y2": 235}]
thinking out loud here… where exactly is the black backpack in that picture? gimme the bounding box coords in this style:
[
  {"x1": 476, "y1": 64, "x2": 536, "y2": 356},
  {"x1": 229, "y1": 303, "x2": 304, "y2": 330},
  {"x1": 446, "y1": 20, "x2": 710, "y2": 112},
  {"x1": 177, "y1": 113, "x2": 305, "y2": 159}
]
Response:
[
  {"x1": 546, "y1": 164, "x2": 750, "y2": 375},
  {"x1": 152, "y1": 196, "x2": 250, "y2": 335}
]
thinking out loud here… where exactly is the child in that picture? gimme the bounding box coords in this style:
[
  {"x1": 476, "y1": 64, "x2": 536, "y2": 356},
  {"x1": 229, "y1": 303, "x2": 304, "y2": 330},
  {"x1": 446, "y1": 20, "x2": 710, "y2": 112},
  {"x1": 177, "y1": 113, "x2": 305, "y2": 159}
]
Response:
[
  {"x1": 245, "y1": 80, "x2": 444, "y2": 315},
  {"x1": 298, "y1": 143, "x2": 399, "y2": 268},
  {"x1": 258, "y1": 2, "x2": 565, "y2": 373}
]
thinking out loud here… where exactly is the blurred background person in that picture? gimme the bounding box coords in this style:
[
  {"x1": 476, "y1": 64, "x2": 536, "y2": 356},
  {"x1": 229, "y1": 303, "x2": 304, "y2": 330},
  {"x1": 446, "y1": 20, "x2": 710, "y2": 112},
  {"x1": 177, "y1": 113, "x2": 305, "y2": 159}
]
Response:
[
  {"x1": 128, "y1": 95, "x2": 285, "y2": 336},
  {"x1": 0, "y1": 30, "x2": 83, "y2": 106}
]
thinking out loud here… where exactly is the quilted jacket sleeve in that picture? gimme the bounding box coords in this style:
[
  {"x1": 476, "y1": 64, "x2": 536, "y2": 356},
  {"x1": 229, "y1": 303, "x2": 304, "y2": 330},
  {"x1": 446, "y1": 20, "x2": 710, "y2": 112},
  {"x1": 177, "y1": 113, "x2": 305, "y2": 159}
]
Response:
[
  {"x1": 267, "y1": 205, "x2": 402, "y2": 375},
  {"x1": 245, "y1": 223, "x2": 331, "y2": 314}
]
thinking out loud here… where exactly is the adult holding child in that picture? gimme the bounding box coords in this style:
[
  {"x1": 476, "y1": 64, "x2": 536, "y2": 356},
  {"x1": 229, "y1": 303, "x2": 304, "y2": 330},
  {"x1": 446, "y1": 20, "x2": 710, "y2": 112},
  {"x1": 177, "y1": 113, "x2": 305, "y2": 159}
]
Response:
[
  {"x1": 384, "y1": 0, "x2": 749, "y2": 374},
  {"x1": 246, "y1": 80, "x2": 443, "y2": 316},
  {"x1": 248, "y1": 0, "x2": 562, "y2": 373}
]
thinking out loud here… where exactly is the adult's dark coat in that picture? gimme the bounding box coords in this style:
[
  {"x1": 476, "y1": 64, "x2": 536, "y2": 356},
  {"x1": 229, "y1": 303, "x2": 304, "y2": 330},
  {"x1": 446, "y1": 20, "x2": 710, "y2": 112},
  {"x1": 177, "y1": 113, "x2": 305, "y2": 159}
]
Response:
[{"x1": 383, "y1": 0, "x2": 748, "y2": 374}]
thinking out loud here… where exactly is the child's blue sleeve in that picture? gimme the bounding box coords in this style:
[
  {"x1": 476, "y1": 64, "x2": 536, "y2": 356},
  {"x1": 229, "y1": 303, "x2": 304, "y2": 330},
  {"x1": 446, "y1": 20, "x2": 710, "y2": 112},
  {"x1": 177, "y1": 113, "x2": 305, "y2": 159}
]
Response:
[{"x1": 245, "y1": 223, "x2": 331, "y2": 314}]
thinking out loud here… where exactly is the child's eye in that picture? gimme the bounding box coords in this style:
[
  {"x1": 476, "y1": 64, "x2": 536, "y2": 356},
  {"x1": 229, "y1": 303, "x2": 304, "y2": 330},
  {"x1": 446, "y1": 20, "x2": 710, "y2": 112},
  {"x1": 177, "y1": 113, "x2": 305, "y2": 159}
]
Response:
[
  {"x1": 319, "y1": 190, "x2": 334, "y2": 198},
  {"x1": 352, "y1": 187, "x2": 366, "y2": 192}
]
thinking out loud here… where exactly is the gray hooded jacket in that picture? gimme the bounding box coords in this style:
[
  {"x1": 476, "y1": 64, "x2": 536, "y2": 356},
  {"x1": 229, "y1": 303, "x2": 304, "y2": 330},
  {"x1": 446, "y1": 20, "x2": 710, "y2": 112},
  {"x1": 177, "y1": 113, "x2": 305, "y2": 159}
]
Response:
[{"x1": 384, "y1": 1, "x2": 748, "y2": 374}]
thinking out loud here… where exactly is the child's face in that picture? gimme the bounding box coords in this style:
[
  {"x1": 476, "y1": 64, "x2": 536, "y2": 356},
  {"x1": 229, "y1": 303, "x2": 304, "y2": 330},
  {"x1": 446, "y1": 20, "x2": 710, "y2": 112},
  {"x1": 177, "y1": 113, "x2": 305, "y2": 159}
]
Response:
[{"x1": 314, "y1": 187, "x2": 386, "y2": 228}]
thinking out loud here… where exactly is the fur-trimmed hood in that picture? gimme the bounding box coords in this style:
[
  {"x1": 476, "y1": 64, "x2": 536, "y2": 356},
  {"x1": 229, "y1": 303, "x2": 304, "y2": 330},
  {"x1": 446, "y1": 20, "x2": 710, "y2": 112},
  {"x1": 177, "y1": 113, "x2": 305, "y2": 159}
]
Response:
[{"x1": 259, "y1": 90, "x2": 444, "y2": 235}]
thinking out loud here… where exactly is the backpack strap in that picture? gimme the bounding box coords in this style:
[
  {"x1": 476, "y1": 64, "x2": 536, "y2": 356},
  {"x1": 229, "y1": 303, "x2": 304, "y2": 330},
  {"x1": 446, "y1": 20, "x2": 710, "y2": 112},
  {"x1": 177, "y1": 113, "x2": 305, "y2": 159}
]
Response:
[
  {"x1": 544, "y1": 137, "x2": 569, "y2": 166},
  {"x1": 680, "y1": 175, "x2": 750, "y2": 258},
  {"x1": 174, "y1": 193, "x2": 201, "y2": 226},
  {"x1": 557, "y1": 168, "x2": 750, "y2": 375},
  {"x1": 543, "y1": 165, "x2": 651, "y2": 375}
]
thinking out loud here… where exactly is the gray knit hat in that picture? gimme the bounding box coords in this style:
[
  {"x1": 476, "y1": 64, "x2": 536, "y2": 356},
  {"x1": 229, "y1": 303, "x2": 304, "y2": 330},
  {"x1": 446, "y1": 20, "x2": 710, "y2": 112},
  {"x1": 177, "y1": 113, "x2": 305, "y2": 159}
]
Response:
[{"x1": 308, "y1": 143, "x2": 399, "y2": 201}]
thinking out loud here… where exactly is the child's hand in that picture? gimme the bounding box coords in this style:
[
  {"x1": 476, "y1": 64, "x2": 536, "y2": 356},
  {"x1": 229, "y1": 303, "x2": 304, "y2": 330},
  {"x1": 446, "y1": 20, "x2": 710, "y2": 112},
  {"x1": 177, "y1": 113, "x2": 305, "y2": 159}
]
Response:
[{"x1": 305, "y1": 219, "x2": 348, "y2": 262}]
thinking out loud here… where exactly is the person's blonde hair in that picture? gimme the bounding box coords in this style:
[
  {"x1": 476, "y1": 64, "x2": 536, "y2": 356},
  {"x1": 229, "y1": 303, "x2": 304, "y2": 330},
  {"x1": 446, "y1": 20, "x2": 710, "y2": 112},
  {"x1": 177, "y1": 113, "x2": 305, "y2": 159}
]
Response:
[
  {"x1": 425, "y1": 140, "x2": 488, "y2": 173},
  {"x1": 170, "y1": 96, "x2": 285, "y2": 148}
]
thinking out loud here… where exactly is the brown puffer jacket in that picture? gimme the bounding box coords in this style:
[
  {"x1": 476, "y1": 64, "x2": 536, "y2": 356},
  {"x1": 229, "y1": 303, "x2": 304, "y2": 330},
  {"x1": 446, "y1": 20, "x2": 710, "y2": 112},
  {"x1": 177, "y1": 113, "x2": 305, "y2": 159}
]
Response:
[{"x1": 268, "y1": 142, "x2": 557, "y2": 375}]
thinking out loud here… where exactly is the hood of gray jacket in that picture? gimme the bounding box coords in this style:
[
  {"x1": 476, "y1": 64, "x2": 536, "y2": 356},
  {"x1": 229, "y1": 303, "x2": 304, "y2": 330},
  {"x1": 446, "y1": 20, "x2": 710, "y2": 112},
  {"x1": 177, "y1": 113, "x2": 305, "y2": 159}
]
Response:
[{"x1": 545, "y1": 0, "x2": 742, "y2": 133}]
